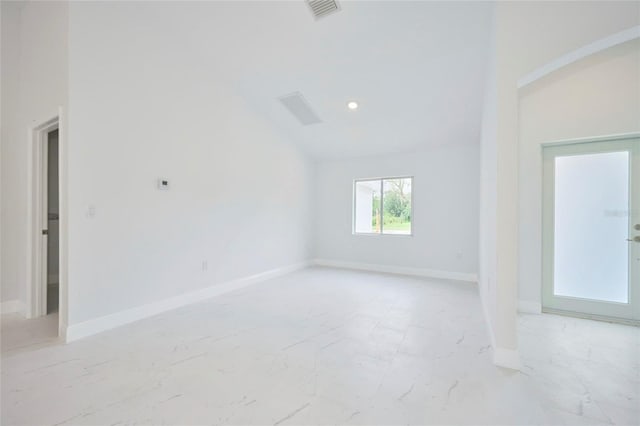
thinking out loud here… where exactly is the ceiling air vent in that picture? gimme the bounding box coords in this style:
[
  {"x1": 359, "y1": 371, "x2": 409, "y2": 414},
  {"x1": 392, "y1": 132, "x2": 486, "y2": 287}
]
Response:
[
  {"x1": 278, "y1": 92, "x2": 323, "y2": 126},
  {"x1": 307, "y1": 0, "x2": 340, "y2": 20}
]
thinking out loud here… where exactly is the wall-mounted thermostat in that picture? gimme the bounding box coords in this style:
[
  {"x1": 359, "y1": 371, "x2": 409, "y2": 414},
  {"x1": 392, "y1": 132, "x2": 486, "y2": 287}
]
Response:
[{"x1": 157, "y1": 179, "x2": 170, "y2": 190}]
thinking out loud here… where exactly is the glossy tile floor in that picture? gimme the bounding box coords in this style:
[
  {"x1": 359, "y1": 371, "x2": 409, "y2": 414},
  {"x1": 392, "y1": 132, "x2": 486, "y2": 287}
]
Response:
[
  {"x1": 1, "y1": 311, "x2": 59, "y2": 356},
  {"x1": 1, "y1": 267, "x2": 638, "y2": 425}
]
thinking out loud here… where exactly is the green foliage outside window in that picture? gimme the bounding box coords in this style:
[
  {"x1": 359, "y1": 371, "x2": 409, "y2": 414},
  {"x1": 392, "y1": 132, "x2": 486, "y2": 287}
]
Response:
[{"x1": 377, "y1": 179, "x2": 412, "y2": 232}]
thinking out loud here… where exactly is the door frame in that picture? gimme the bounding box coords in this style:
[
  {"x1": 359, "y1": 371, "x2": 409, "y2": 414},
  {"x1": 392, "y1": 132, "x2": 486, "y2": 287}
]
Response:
[
  {"x1": 26, "y1": 109, "x2": 67, "y2": 338},
  {"x1": 541, "y1": 134, "x2": 639, "y2": 325}
]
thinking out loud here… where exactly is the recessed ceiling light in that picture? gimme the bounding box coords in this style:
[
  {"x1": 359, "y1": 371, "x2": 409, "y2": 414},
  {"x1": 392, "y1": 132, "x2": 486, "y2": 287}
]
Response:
[{"x1": 347, "y1": 101, "x2": 359, "y2": 110}]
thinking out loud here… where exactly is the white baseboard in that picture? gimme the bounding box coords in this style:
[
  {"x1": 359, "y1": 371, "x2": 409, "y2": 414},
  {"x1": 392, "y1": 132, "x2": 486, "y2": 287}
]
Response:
[
  {"x1": 493, "y1": 347, "x2": 521, "y2": 370},
  {"x1": 313, "y1": 259, "x2": 478, "y2": 283},
  {"x1": 518, "y1": 300, "x2": 542, "y2": 314},
  {"x1": 66, "y1": 261, "x2": 311, "y2": 342},
  {"x1": 1, "y1": 299, "x2": 24, "y2": 315},
  {"x1": 469, "y1": 279, "x2": 521, "y2": 371}
]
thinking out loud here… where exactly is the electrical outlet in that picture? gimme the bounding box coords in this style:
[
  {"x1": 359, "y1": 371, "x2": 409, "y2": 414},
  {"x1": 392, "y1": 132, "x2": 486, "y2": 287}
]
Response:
[
  {"x1": 157, "y1": 178, "x2": 170, "y2": 190},
  {"x1": 202, "y1": 261, "x2": 208, "y2": 272},
  {"x1": 456, "y1": 251, "x2": 463, "y2": 260}
]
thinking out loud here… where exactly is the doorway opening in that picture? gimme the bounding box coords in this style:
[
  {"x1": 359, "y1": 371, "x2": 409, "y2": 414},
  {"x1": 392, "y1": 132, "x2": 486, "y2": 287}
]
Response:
[
  {"x1": 26, "y1": 115, "x2": 64, "y2": 341},
  {"x1": 2, "y1": 115, "x2": 66, "y2": 354},
  {"x1": 46, "y1": 129, "x2": 60, "y2": 315}
]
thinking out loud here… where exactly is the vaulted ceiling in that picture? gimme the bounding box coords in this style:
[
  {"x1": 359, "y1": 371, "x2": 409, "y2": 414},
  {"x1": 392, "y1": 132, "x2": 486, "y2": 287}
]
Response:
[{"x1": 163, "y1": 1, "x2": 493, "y2": 160}]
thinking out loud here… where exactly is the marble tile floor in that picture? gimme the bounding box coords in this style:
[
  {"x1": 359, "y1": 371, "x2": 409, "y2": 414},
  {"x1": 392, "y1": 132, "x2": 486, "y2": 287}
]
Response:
[
  {"x1": 1, "y1": 267, "x2": 638, "y2": 425},
  {"x1": 1, "y1": 311, "x2": 60, "y2": 357}
]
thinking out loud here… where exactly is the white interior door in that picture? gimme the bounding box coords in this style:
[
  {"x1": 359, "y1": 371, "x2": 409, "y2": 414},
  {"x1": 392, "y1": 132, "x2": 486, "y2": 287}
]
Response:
[{"x1": 542, "y1": 138, "x2": 640, "y2": 323}]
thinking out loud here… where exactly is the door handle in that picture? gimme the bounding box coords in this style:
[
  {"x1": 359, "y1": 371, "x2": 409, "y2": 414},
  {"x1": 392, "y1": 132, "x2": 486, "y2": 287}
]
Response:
[
  {"x1": 42, "y1": 229, "x2": 48, "y2": 235},
  {"x1": 627, "y1": 236, "x2": 640, "y2": 242}
]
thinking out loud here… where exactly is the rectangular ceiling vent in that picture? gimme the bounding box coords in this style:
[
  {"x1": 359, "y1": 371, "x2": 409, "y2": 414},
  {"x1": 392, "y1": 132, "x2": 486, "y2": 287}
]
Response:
[
  {"x1": 278, "y1": 92, "x2": 323, "y2": 126},
  {"x1": 307, "y1": 0, "x2": 340, "y2": 20}
]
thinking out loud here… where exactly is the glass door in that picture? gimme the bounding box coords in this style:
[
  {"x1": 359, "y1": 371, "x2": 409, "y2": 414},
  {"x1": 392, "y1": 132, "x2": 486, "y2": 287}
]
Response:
[{"x1": 542, "y1": 138, "x2": 639, "y2": 323}]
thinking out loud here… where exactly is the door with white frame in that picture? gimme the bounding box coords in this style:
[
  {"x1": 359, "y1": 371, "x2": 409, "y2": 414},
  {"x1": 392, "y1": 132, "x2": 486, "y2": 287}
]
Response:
[
  {"x1": 542, "y1": 137, "x2": 640, "y2": 324},
  {"x1": 28, "y1": 117, "x2": 60, "y2": 321}
]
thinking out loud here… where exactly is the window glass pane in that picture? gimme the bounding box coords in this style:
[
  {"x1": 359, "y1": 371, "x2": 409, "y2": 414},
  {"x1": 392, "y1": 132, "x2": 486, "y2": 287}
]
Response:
[
  {"x1": 382, "y1": 178, "x2": 412, "y2": 235},
  {"x1": 354, "y1": 180, "x2": 381, "y2": 234},
  {"x1": 554, "y1": 151, "x2": 629, "y2": 303}
]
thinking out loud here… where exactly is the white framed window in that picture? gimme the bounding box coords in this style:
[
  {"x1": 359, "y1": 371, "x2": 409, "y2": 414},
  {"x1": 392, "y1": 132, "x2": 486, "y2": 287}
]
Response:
[{"x1": 353, "y1": 176, "x2": 413, "y2": 236}]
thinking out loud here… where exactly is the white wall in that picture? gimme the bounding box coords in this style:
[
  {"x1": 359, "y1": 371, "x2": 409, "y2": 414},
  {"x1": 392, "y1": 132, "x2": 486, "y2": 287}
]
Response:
[
  {"x1": 314, "y1": 143, "x2": 479, "y2": 276},
  {"x1": 478, "y1": 7, "x2": 498, "y2": 347},
  {"x1": 518, "y1": 40, "x2": 640, "y2": 308},
  {"x1": 0, "y1": 1, "x2": 68, "y2": 306},
  {"x1": 66, "y1": 2, "x2": 313, "y2": 325},
  {"x1": 0, "y1": 2, "x2": 20, "y2": 304}
]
